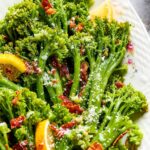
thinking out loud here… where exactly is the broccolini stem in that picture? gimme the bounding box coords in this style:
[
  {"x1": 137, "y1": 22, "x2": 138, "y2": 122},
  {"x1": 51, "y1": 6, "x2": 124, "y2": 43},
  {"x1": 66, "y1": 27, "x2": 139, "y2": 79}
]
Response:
[
  {"x1": 59, "y1": 0, "x2": 68, "y2": 33},
  {"x1": 27, "y1": 122, "x2": 35, "y2": 146},
  {"x1": 6, "y1": 28, "x2": 14, "y2": 42},
  {"x1": 55, "y1": 136, "x2": 73, "y2": 150},
  {"x1": 46, "y1": 65, "x2": 63, "y2": 101},
  {"x1": 99, "y1": 50, "x2": 126, "y2": 97},
  {"x1": 94, "y1": 118, "x2": 131, "y2": 149},
  {"x1": 0, "y1": 142, "x2": 5, "y2": 150},
  {"x1": 46, "y1": 86, "x2": 59, "y2": 103},
  {"x1": 81, "y1": 72, "x2": 93, "y2": 107},
  {"x1": 6, "y1": 102, "x2": 14, "y2": 120},
  {"x1": 36, "y1": 45, "x2": 51, "y2": 100},
  {"x1": 0, "y1": 74, "x2": 21, "y2": 91},
  {"x1": 3, "y1": 133, "x2": 9, "y2": 147},
  {"x1": 86, "y1": 50, "x2": 96, "y2": 72},
  {"x1": 69, "y1": 50, "x2": 80, "y2": 97},
  {"x1": 85, "y1": 50, "x2": 126, "y2": 131},
  {"x1": 88, "y1": 60, "x2": 109, "y2": 107},
  {"x1": 81, "y1": 54, "x2": 101, "y2": 107}
]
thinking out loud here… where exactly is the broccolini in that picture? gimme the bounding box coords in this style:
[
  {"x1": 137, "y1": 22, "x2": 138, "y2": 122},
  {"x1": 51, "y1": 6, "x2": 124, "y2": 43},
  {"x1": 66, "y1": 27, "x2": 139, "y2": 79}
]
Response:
[{"x1": 0, "y1": 0, "x2": 148, "y2": 150}]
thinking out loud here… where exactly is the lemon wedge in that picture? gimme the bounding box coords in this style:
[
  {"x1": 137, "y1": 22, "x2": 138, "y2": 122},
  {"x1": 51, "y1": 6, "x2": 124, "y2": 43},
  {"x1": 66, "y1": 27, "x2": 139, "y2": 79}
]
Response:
[
  {"x1": 0, "y1": 53, "x2": 26, "y2": 73},
  {"x1": 90, "y1": 0, "x2": 115, "y2": 21},
  {"x1": 35, "y1": 120, "x2": 54, "y2": 150}
]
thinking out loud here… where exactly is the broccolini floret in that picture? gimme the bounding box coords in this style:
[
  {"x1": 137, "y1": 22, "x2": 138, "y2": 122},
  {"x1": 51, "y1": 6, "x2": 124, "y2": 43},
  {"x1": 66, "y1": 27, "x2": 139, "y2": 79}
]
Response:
[
  {"x1": 92, "y1": 84, "x2": 148, "y2": 149},
  {"x1": 14, "y1": 26, "x2": 68, "y2": 99},
  {"x1": 53, "y1": 103, "x2": 74, "y2": 125},
  {"x1": 83, "y1": 19, "x2": 130, "y2": 132},
  {"x1": 0, "y1": 88, "x2": 15, "y2": 120},
  {"x1": 0, "y1": 86, "x2": 55, "y2": 148},
  {"x1": 0, "y1": 122, "x2": 11, "y2": 150},
  {"x1": 0, "y1": 0, "x2": 40, "y2": 41}
]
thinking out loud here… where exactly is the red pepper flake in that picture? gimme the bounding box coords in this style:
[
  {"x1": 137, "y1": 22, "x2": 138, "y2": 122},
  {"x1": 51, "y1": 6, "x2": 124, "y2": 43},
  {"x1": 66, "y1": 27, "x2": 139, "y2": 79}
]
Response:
[
  {"x1": 12, "y1": 140, "x2": 28, "y2": 150},
  {"x1": 46, "y1": 8, "x2": 56, "y2": 15},
  {"x1": 51, "y1": 79, "x2": 58, "y2": 85},
  {"x1": 70, "y1": 20, "x2": 76, "y2": 29},
  {"x1": 113, "y1": 130, "x2": 129, "y2": 146},
  {"x1": 128, "y1": 59, "x2": 133, "y2": 65},
  {"x1": 12, "y1": 90, "x2": 20, "y2": 106},
  {"x1": 59, "y1": 64, "x2": 70, "y2": 79},
  {"x1": 50, "y1": 124, "x2": 65, "y2": 139},
  {"x1": 12, "y1": 97, "x2": 19, "y2": 106},
  {"x1": 61, "y1": 121, "x2": 77, "y2": 129},
  {"x1": 76, "y1": 23, "x2": 84, "y2": 32},
  {"x1": 51, "y1": 57, "x2": 70, "y2": 79},
  {"x1": 41, "y1": 0, "x2": 56, "y2": 15},
  {"x1": 127, "y1": 41, "x2": 134, "y2": 54},
  {"x1": 88, "y1": 142, "x2": 103, "y2": 150},
  {"x1": 25, "y1": 61, "x2": 33, "y2": 74},
  {"x1": 25, "y1": 61, "x2": 41, "y2": 75},
  {"x1": 59, "y1": 95, "x2": 84, "y2": 114},
  {"x1": 41, "y1": 0, "x2": 52, "y2": 8},
  {"x1": 115, "y1": 81, "x2": 124, "y2": 89},
  {"x1": 63, "y1": 80, "x2": 73, "y2": 96},
  {"x1": 32, "y1": 61, "x2": 42, "y2": 74},
  {"x1": 10, "y1": 116, "x2": 26, "y2": 129},
  {"x1": 51, "y1": 57, "x2": 61, "y2": 69}
]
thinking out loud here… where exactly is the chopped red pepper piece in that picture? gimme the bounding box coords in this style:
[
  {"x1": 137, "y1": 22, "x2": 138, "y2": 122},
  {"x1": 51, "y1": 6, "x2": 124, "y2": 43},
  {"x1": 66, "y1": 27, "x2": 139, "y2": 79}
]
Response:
[
  {"x1": 12, "y1": 140, "x2": 28, "y2": 150},
  {"x1": 59, "y1": 64, "x2": 70, "y2": 79},
  {"x1": 63, "y1": 80, "x2": 73, "y2": 96},
  {"x1": 115, "y1": 81, "x2": 124, "y2": 89},
  {"x1": 12, "y1": 90, "x2": 20, "y2": 106},
  {"x1": 51, "y1": 56, "x2": 61, "y2": 69},
  {"x1": 41, "y1": 0, "x2": 56, "y2": 15},
  {"x1": 41, "y1": 0, "x2": 52, "y2": 9},
  {"x1": 76, "y1": 23, "x2": 84, "y2": 32},
  {"x1": 70, "y1": 20, "x2": 76, "y2": 29},
  {"x1": 25, "y1": 61, "x2": 41, "y2": 75},
  {"x1": 46, "y1": 8, "x2": 56, "y2": 15},
  {"x1": 10, "y1": 116, "x2": 26, "y2": 129},
  {"x1": 61, "y1": 121, "x2": 77, "y2": 129},
  {"x1": 12, "y1": 97, "x2": 19, "y2": 106},
  {"x1": 51, "y1": 56, "x2": 70, "y2": 79},
  {"x1": 88, "y1": 142, "x2": 103, "y2": 150},
  {"x1": 59, "y1": 95, "x2": 84, "y2": 114},
  {"x1": 50, "y1": 124, "x2": 64, "y2": 139},
  {"x1": 50, "y1": 121, "x2": 76, "y2": 139}
]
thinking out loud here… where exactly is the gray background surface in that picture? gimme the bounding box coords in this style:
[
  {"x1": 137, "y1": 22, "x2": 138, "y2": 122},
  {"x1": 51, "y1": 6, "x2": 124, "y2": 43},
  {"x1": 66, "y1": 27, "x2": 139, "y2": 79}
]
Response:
[{"x1": 131, "y1": 0, "x2": 150, "y2": 34}]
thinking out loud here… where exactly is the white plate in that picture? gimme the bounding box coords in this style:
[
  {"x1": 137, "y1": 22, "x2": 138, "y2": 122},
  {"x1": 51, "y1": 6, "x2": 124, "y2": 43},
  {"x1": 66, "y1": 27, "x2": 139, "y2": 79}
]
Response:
[{"x1": 0, "y1": 0, "x2": 150, "y2": 149}]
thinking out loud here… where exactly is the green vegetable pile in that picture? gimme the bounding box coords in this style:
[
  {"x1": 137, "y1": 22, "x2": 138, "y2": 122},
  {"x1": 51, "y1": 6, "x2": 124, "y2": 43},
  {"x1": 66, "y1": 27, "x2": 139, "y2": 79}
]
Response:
[{"x1": 0, "y1": 0, "x2": 148, "y2": 149}]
